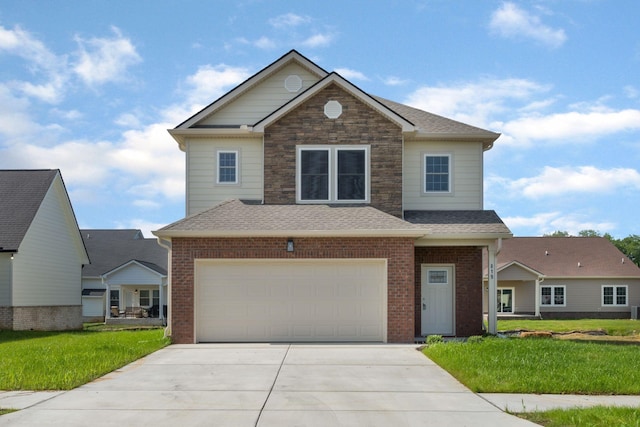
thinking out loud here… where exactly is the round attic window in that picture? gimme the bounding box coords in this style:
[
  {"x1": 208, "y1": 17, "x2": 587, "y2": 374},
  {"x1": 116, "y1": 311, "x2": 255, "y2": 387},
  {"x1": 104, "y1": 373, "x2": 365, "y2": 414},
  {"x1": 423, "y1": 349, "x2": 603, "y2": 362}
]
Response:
[
  {"x1": 284, "y1": 74, "x2": 302, "y2": 92},
  {"x1": 324, "y1": 100, "x2": 342, "y2": 119}
]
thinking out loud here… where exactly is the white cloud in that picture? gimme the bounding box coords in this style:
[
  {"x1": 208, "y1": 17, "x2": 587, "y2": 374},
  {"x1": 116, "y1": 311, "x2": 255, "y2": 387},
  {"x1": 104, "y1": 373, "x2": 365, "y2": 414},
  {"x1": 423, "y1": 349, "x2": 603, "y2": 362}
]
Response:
[
  {"x1": 254, "y1": 36, "x2": 277, "y2": 50},
  {"x1": 73, "y1": 26, "x2": 141, "y2": 86},
  {"x1": 490, "y1": 2, "x2": 566, "y2": 48},
  {"x1": 624, "y1": 85, "x2": 639, "y2": 99},
  {"x1": 405, "y1": 78, "x2": 548, "y2": 128},
  {"x1": 492, "y1": 166, "x2": 640, "y2": 199},
  {"x1": 335, "y1": 68, "x2": 369, "y2": 81},
  {"x1": 269, "y1": 13, "x2": 311, "y2": 29},
  {"x1": 383, "y1": 76, "x2": 409, "y2": 86},
  {"x1": 301, "y1": 33, "x2": 334, "y2": 48},
  {"x1": 504, "y1": 211, "x2": 616, "y2": 236}
]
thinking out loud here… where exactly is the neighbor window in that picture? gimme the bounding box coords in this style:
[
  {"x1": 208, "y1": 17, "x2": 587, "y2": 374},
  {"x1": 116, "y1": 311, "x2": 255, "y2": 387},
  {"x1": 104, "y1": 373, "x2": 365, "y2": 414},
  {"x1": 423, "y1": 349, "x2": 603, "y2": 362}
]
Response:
[
  {"x1": 152, "y1": 289, "x2": 160, "y2": 306},
  {"x1": 217, "y1": 151, "x2": 238, "y2": 184},
  {"x1": 602, "y1": 285, "x2": 627, "y2": 306},
  {"x1": 297, "y1": 146, "x2": 369, "y2": 202},
  {"x1": 424, "y1": 154, "x2": 451, "y2": 193},
  {"x1": 541, "y1": 285, "x2": 565, "y2": 306},
  {"x1": 109, "y1": 290, "x2": 119, "y2": 308},
  {"x1": 139, "y1": 290, "x2": 150, "y2": 306}
]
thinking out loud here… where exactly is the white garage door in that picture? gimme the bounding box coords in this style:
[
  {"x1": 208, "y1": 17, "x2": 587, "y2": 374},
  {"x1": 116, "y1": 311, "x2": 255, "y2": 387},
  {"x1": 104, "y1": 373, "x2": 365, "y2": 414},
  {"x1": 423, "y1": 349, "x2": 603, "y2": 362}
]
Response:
[{"x1": 195, "y1": 259, "x2": 387, "y2": 342}]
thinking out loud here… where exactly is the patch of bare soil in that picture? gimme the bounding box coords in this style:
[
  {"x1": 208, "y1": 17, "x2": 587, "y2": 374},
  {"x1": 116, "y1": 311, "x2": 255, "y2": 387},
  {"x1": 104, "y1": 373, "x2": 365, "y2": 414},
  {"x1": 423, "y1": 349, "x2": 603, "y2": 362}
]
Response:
[{"x1": 553, "y1": 331, "x2": 640, "y2": 345}]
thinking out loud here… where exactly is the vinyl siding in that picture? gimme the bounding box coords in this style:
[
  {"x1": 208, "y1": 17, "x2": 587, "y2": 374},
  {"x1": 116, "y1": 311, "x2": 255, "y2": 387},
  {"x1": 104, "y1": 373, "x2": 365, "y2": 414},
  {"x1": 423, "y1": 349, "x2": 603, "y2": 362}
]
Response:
[
  {"x1": 541, "y1": 278, "x2": 639, "y2": 313},
  {"x1": 82, "y1": 277, "x2": 103, "y2": 290},
  {"x1": 12, "y1": 176, "x2": 85, "y2": 306},
  {"x1": 199, "y1": 63, "x2": 322, "y2": 126},
  {"x1": 105, "y1": 263, "x2": 164, "y2": 286},
  {"x1": 403, "y1": 140, "x2": 484, "y2": 210},
  {"x1": 0, "y1": 253, "x2": 11, "y2": 305},
  {"x1": 186, "y1": 137, "x2": 263, "y2": 215}
]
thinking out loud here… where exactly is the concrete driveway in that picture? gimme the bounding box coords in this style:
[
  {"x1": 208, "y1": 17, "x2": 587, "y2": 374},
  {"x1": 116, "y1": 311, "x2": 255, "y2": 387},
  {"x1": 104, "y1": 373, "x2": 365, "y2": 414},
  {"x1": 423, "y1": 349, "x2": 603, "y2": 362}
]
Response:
[{"x1": 3, "y1": 344, "x2": 537, "y2": 426}]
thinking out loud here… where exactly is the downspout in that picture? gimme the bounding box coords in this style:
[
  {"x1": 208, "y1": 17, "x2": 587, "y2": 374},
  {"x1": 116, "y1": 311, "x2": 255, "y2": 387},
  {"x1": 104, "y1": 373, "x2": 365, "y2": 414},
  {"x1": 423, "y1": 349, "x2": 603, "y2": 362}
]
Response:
[{"x1": 156, "y1": 237, "x2": 172, "y2": 337}]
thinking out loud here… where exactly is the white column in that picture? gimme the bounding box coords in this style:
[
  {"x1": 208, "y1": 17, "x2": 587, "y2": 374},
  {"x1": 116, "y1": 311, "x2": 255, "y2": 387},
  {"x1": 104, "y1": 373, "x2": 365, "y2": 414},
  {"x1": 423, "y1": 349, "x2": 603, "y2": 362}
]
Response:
[
  {"x1": 104, "y1": 278, "x2": 110, "y2": 319},
  {"x1": 535, "y1": 278, "x2": 541, "y2": 317},
  {"x1": 487, "y1": 243, "x2": 498, "y2": 335}
]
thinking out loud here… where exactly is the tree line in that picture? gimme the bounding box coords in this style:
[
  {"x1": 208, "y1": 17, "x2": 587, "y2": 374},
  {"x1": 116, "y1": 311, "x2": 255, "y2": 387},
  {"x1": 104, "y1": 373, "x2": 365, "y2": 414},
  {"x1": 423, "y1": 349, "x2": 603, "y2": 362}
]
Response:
[{"x1": 543, "y1": 230, "x2": 640, "y2": 267}]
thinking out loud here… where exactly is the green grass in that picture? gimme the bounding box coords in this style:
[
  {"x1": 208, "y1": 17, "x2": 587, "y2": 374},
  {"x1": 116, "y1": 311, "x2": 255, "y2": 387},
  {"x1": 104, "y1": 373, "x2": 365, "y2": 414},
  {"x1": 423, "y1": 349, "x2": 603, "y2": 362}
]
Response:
[
  {"x1": 516, "y1": 406, "x2": 640, "y2": 427},
  {"x1": 0, "y1": 328, "x2": 170, "y2": 390},
  {"x1": 498, "y1": 319, "x2": 640, "y2": 336},
  {"x1": 423, "y1": 337, "x2": 640, "y2": 394}
]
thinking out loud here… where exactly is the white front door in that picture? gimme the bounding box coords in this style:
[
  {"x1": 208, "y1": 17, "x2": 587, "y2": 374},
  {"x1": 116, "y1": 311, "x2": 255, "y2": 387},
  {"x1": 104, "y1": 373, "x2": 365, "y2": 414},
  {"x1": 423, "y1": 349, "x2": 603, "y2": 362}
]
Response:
[{"x1": 421, "y1": 265, "x2": 454, "y2": 336}]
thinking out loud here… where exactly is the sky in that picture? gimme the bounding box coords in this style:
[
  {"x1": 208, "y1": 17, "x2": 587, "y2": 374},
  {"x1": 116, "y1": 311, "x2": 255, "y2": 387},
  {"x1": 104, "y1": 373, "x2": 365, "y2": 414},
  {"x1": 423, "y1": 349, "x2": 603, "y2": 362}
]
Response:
[{"x1": 0, "y1": 1, "x2": 639, "y2": 239}]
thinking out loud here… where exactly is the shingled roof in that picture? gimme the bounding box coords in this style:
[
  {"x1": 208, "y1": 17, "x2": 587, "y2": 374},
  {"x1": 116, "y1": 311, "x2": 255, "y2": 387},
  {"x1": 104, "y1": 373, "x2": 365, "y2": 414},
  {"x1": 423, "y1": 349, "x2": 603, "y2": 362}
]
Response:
[
  {"x1": 154, "y1": 199, "x2": 426, "y2": 238},
  {"x1": 404, "y1": 210, "x2": 512, "y2": 238},
  {"x1": 0, "y1": 169, "x2": 59, "y2": 252},
  {"x1": 494, "y1": 237, "x2": 640, "y2": 278},
  {"x1": 81, "y1": 229, "x2": 167, "y2": 277}
]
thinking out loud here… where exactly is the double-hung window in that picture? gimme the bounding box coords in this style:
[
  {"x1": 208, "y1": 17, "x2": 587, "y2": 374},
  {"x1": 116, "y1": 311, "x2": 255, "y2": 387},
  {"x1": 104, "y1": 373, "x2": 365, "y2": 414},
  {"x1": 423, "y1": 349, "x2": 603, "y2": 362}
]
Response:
[
  {"x1": 424, "y1": 154, "x2": 451, "y2": 193},
  {"x1": 541, "y1": 285, "x2": 565, "y2": 306},
  {"x1": 140, "y1": 290, "x2": 150, "y2": 307},
  {"x1": 602, "y1": 285, "x2": 627, "y2": 306},
  {"x1": 109, "y1": 290, "x2": 119, "y2": 308},
  {"x1": 297, "y1": 146, "x2": 368, "y2": 203},
  {"x1": 217, "y1": 150, "x2": 238, "y2": 184}
]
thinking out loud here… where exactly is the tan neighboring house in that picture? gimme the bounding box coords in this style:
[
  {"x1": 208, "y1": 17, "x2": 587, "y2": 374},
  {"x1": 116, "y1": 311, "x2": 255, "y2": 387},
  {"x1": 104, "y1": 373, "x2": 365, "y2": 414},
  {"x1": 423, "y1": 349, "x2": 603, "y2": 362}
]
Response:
[
  {"x1": 154, "y1": 50, "x2": 512, "y2": 344},
  {"x1": 484, "y1": 237, "x2": 640, "y2": 319},
  {"x1": 0, "y1": 170, "x2": 89, "y2": 330}
]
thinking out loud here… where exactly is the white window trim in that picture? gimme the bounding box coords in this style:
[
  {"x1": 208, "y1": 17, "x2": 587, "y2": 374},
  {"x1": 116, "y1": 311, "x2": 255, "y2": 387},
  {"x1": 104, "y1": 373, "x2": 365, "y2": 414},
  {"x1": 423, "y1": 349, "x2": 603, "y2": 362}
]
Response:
[
  {"x1": 540, "y1": 285, "x2": 566, "y2": 307},
  {"x1": 601, "y1": 285, "x2": 628, "y2": 306},
  {"x1": 497, "y1": 287, "x2": 515, "y2": 313},
  {"x1": 216, "y1": 150, "x2": 239, "y2": 185},
  {"x1": 296, "y1": 145, "x2": 370, "y2": 203},
  {"x1": 423, "y1": 153, "x2": 453, "y2": 195}
]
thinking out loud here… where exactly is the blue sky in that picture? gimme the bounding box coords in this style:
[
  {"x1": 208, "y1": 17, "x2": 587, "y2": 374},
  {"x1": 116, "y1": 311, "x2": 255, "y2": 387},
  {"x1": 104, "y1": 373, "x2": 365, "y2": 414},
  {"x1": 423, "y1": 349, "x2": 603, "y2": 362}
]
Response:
[{"x1": 1, "y1": 1, "x2": 639, "y2": 238}]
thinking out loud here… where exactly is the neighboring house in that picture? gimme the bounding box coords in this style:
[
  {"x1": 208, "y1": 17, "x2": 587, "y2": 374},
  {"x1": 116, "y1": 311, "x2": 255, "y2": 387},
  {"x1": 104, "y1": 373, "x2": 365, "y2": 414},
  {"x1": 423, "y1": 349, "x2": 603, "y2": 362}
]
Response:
[
  {"x1": 80, "y1": 229, "x2": 168, "y2": 323},
  {"x1": 483, "y1": 237, "x2": 640, "y2": 319},
  {"x1": 154, "y1": 50, "x2": 512, "y2": 344},
  {"x1": 0, "y1": 169, "x2": 89, "y2": 330}
]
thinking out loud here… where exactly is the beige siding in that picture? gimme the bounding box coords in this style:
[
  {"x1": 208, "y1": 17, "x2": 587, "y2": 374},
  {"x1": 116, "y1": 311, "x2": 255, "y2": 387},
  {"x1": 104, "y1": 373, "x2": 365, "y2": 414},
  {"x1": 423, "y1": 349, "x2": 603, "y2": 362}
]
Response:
[
  {"x1": 199, "y1": 63, "x2": 321, "y2": 126},
  {"x1": 82, "y1": 277, "x2": 103, "y2": 290},
  {"x1": 186, "y1": 137, "x2": 263, "y2": 215},
  {"x1": 0, "y1": 253, "x2": 11, "y2": 305},
  {"x1": 542, "y1": 278, "x2": 640, "y2": 314},
  {"x1": 105, "y1": 263, "x2": 163, "y2": 286},
  {"x1": 484, "y1": 280, "x2": 535, "y2": 313},
  {"x1": 12, "y1": 176, "x2": 85, "y2": 306},
  {"x1": 403, "y1": 140, "x2": 484, "y2": 210},
  {"x1": 499, "y1": 264, "x2": 539, "y2": 281}
]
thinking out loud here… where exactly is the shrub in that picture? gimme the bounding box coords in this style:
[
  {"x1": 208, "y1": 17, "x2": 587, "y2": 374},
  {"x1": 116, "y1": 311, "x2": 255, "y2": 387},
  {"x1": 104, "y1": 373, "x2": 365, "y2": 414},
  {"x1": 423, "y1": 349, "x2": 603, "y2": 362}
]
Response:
[{"x1": 426, "y1": 335, "x2": 444, "y2": 345}]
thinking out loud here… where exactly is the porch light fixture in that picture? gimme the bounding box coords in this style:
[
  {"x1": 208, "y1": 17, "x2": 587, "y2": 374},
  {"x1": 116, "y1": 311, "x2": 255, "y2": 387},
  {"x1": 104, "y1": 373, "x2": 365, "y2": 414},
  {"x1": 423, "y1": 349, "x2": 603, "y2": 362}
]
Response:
[{"x1": 287, "y1": 239, "x2": 294, "y2": 252}]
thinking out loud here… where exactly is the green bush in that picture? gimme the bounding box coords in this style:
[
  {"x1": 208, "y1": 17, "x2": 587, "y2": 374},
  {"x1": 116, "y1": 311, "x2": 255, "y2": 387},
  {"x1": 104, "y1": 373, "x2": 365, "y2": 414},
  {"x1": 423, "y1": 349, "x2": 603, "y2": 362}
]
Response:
[
  {"x1": 466, "y1": 335, "x2": 484, "y2": 344},
  {"x1": 426, "y1": 334, "x2": 443, "y2": 345}
]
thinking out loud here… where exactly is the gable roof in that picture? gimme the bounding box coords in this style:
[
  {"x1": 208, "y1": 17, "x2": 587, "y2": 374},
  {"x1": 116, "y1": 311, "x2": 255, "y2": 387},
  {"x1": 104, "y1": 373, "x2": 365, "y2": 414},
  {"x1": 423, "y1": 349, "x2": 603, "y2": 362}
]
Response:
[
  {"x1": 81, "y1": 229, "x2": 167, "y2": 277},
  {"x1": 153, "y1": 199, "x2": 426, "y2": 238},
  {"x1": 169, "y1": 50, "x2": 500, "y2": 148},
  {"x1": 0, "y1": 169, "x2": 60, "y2": 252},
  {"x1": 102, "y1": 259, "x2": 167, "y2": 278},
  {"x1": 495, "y1": 237, "x2": 640, "y2": 278}
]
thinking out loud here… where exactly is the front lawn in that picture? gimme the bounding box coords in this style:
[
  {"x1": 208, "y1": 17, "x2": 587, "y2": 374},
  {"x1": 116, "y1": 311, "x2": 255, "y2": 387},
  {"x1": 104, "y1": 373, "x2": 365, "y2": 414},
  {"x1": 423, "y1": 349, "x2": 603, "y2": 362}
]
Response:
[
  {"x1": 498, "y1": 319, "x2": 640, "y2": 337},
  {"x1": 423, "y1": 337, "x2": 640, "y2": 394},
  {"x1": 517, "y1": 406, "x2": 640, "y2": 427},
  {"x1": 0, "y1": 327, "x2": 169, "y2": 390}
]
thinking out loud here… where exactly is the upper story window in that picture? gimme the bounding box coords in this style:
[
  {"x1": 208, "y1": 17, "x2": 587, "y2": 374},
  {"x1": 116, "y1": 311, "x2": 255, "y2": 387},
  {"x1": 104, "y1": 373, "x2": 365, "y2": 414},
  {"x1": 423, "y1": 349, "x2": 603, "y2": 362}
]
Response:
[
  {"x1": 297, "y1": 146, "x2": 369, "y2": 203},
  {"x1": 424, "y1": 154, "x2": 451, "y2": 193},
  {"x1": 602, "y1": 285, "x2": 627, "y2": 306},
  {"x1": 217, "y1": 150, "x2": 238, "y2": 184}
]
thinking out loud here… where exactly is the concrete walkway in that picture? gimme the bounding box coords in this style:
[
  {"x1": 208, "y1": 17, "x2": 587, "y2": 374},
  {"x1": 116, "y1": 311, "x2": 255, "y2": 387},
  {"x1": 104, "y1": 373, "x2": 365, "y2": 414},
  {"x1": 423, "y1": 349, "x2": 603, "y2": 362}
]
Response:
[{"x1": 1, "y1": 344, "x2": 539, "y2": 426}]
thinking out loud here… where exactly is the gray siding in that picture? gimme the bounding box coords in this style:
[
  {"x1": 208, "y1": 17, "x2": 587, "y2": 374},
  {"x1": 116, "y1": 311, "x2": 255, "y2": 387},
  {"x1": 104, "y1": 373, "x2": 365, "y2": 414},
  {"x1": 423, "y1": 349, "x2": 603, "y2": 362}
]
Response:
[{"x1": 0, "y1": 253, "x2": 11, "y2": 305}]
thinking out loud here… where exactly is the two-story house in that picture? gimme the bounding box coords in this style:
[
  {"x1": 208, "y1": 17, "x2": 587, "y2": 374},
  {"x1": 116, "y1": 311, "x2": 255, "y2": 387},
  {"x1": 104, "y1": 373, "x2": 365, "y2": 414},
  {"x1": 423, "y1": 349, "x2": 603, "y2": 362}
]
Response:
[{"x1": 154, "y1": 50, "x2": 511, "y2": 344}]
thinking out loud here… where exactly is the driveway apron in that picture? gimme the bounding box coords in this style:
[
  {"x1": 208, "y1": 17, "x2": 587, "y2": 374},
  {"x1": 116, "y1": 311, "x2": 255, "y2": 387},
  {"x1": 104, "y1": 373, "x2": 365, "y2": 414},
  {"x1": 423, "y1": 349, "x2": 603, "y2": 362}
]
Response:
[{"x1": 2, "y1": 344, "x2": 537, "y2": 426}]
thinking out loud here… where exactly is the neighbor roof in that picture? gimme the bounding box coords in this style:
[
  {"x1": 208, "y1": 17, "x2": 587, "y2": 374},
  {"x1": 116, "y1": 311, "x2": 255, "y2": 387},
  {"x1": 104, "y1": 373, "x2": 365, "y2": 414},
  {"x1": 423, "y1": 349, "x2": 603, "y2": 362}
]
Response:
[
  {"x1": 81, "y1": 229, "x2": 167, "y2": 277},
  {"x1": 154, "y1": 199, "x2": 426, "y2": 238},
  {"x1": 0, "y1": 169, "x2": 59, "y2": 252},
  {"x1": 494, "y1": 237, "x2": 640, "y2": 278}
]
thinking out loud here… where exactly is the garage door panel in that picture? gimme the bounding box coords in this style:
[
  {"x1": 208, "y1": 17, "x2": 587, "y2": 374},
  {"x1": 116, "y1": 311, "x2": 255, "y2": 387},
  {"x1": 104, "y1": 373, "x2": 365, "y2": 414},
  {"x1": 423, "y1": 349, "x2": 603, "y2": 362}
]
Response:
[{"x1": 195, "y1": 259, "x2": 386, "y2": 342}]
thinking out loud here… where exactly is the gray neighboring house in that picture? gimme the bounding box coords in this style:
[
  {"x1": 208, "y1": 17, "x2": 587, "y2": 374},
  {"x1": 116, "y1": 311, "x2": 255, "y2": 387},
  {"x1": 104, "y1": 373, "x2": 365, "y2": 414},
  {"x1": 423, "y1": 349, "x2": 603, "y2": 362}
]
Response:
[
  {"x1": 0, "y1": 169, "x2": 89, "y2": 330},
  {"x1": 80, "y1": 229, "x2": 168, "y2": 323},
  {"x1": 483, "y1": 237, "x2": 640, "y2": 319}
]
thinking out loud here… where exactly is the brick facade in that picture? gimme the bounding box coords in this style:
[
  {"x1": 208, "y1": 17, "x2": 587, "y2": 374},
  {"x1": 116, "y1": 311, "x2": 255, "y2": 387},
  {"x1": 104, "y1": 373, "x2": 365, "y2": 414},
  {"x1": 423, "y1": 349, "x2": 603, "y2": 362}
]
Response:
[
  {"x1": 263, "y1": 83, "x2": 404, "y2": 217},
  {"x1": 170, "y1": 237, "x2": 415, "y2": 344},
  {"x1": 2, "y1": 305, "x2": 82, "y2": 330},
  {"x1": 414, "y1": 246, "x2": 484, "y2": 337}
]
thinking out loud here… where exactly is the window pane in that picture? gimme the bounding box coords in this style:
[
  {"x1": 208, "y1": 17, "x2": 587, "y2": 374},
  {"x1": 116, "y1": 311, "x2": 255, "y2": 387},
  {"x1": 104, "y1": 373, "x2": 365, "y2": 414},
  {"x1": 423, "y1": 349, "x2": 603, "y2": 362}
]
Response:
[
  {"x1": 301, "y1": 150, "x2": 329, "y2": 200},
  {"x1": 110, "y1": 290, "x2": 119, "y2": 307},
  {"x1": 554, "y1": 287, "x2": 564, "y2": 305},
  {"x1": 218, "y1": 152, "x2": 237, "y2": 183},
  {"x1": 541, "y1": 287, "x2": 551, "y2": 305},
  {"x1": 140, "y1": 290, "x2": 150, "y2": 306},
  {"x1": 616, "y1": 287, "x2": 627, "y2": 305},
  {"x1": 337, "y1": 150, "x2": 365, "y2": 200},
  {"x1": 425, "y1": 156, "x2": 449, "y2": 192},
  {"x1": 603, "y1": 286, "x2": 613, "y2": 305},
  {"x1": 153, "y1": 290, "x2": 160, "y2": 306},
  {"x1": 428, "y1": 270, "x2": 447, "y2": 284}
]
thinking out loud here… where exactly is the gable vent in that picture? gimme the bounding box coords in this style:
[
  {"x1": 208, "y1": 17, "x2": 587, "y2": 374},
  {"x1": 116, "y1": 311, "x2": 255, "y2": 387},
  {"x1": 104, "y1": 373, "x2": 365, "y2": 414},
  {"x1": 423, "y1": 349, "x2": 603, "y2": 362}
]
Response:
[
  {"x1": 324, "y1": 100, "x2": 343, "y2": 119},
  {"x1": 284, "y1": 74, "x2": 302, "y2": 92}
]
